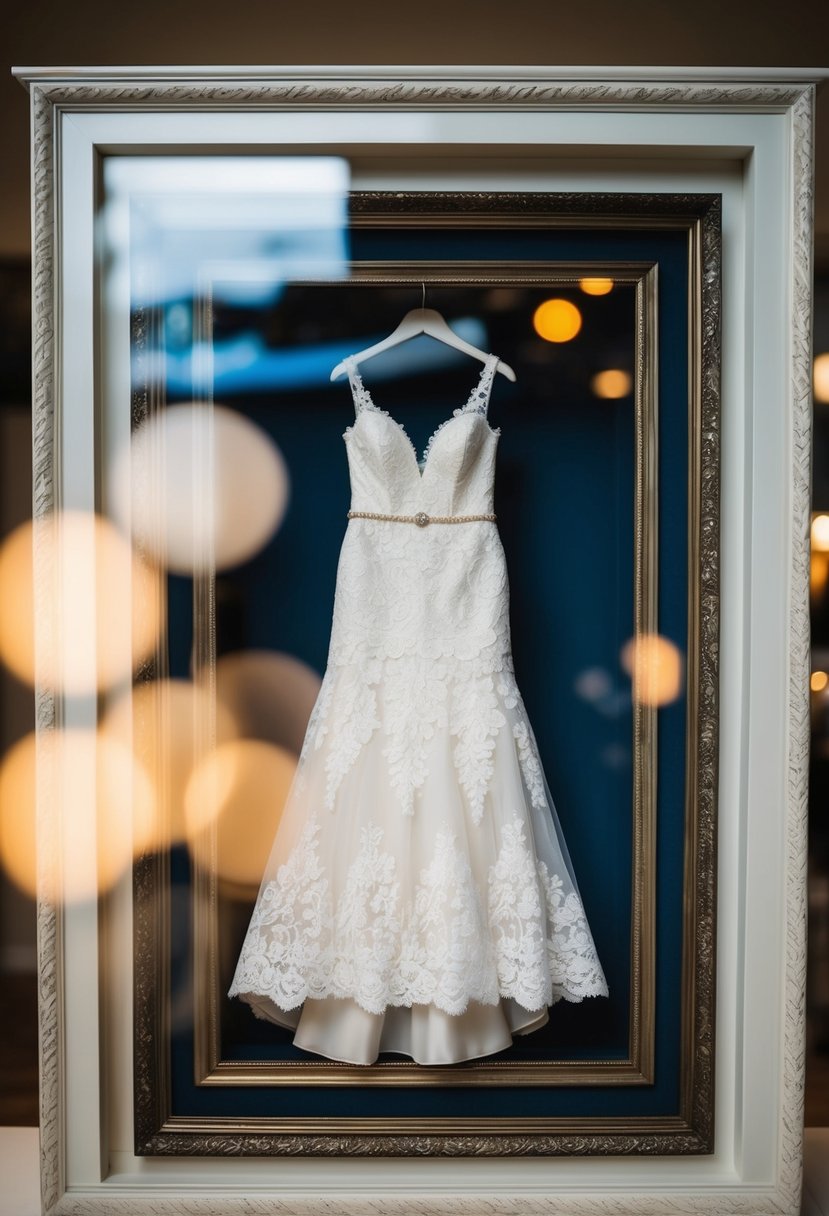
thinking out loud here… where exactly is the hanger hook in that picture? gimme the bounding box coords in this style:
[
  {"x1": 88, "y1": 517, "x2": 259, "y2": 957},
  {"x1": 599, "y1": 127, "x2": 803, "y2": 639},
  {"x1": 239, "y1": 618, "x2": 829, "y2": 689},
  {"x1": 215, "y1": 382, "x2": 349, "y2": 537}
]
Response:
[{"x1": 421, "y1": 281, "x2": 426, "y2": 309}]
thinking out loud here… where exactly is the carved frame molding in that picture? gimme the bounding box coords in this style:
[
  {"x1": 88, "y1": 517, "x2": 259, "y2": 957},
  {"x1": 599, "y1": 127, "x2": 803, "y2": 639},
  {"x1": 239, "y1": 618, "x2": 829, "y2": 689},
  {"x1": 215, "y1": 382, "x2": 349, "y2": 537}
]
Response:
[{"x1": 23, "y1": 69, "x2": 813, "y2": 1215}]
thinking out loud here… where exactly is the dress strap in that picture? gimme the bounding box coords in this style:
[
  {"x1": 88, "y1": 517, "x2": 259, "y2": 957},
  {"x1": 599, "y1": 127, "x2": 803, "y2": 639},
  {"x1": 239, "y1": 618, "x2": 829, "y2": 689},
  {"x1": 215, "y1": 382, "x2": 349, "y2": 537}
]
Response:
[
  {"x1": 343, "y1": 356, "x2": 375, "y2": 416},
  {"x1": 462, "y1": 353, "x2": 500, "y2": 417}
]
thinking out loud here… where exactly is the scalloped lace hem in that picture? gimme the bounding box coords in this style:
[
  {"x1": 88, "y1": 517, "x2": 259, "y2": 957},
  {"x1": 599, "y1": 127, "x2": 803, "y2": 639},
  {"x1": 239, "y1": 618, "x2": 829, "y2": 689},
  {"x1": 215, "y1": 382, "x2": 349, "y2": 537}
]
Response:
[{"x1": 228, "y1": 815, "x2": 609, "y2": 1022}]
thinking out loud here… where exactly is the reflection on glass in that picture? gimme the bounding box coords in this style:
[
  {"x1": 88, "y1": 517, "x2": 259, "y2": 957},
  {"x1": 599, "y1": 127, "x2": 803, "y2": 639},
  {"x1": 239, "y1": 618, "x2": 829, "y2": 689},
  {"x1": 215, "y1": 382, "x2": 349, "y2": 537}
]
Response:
[{"x1": 103, "y1": 156, "x2": 350, "y2": 311}]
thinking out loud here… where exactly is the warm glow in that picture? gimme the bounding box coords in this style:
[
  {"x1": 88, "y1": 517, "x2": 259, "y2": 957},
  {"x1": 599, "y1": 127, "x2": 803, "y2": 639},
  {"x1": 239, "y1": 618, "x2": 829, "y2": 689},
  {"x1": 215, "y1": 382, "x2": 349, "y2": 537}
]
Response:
[
  {"x1": 812, "y1": 514, "x2": 829, "y2": 553},
  {"x1": 620, "y1": 634, "x2": 684, "y2": 706},
  {"x1": 811, "y1": 671, "x2": 829, "y2": 693},
  {"x1": 814, "y1": 353, "x2": 829, "y2": 404},
  {"x1": 533, "y1": 298, "x2": 582, "y2": 343},
  {"x1": 0, "y1": 512, "x2": 162, "y2": 694},
  {"x1": 579, "y1": 277, "x2": 614, "y2": 296},
  {"x1": 101, "y1": 678, "x2": 238, "y2": 847},
  {"x1": 184, "y1": 739, "x2": 297, "y2": 891},
  {"x1": 590, "y1": 369, "x2": 633, "y2": 399},
  {"x1": 0, "y1": 728, "x2": 156, "y2": 902},
  {"x1": 812, "y1": 552, "x2": 829, "y2": 599},
  {"x1": 112, "y1": 403, "x2": 290, "y2": 574},
  {"x1": 214, "y1": 650, "x2": 321, "y2": 752}
]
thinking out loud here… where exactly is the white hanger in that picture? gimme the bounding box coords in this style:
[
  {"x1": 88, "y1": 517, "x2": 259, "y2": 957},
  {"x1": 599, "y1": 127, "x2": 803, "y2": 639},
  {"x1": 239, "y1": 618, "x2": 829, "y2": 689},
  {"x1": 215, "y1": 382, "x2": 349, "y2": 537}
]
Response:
[{"x1": 329, "y1": 284, "x2": 517, "y2": 382}]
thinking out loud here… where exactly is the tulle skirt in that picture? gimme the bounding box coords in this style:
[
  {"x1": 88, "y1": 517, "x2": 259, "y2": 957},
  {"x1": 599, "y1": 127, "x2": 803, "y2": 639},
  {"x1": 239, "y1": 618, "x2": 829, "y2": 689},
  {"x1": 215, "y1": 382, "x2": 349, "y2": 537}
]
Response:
[{"x1": 228, "y1": 664, "x2": 609, "y2": 1065}]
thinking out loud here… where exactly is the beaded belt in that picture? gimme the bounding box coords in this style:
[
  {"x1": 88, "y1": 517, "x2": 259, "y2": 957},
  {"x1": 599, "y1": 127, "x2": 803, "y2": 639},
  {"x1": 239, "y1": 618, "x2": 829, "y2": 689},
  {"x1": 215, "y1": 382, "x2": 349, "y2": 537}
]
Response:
[{"x1": 348, "y1": 510, "x2": 496, "y2": 528}]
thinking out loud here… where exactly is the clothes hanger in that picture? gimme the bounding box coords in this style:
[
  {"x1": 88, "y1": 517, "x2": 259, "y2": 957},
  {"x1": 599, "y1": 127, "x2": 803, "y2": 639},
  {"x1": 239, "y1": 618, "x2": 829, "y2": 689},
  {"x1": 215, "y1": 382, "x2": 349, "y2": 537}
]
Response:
[{"x1": 329, "y1": 284, "x2": 517, "y2": 382}]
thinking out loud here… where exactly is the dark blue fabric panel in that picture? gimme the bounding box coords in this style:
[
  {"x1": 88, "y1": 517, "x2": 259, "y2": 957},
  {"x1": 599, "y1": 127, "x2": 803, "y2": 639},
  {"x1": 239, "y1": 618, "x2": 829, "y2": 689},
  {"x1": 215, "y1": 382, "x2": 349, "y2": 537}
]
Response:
[{"x1": 162, "y1": 225, "x2": 689, "y2": 1120}]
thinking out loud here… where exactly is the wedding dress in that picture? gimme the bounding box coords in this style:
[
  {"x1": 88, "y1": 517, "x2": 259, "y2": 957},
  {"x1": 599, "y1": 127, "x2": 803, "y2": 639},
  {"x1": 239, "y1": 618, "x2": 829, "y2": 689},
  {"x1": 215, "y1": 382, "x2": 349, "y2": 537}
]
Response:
[{"x1": 228, "y1": 352, "x2": 609, "y2": 1065}]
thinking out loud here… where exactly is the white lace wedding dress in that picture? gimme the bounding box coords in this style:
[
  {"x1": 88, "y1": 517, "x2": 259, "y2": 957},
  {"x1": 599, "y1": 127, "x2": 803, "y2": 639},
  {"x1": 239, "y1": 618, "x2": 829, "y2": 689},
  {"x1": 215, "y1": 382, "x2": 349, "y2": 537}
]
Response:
[{"x1": 228, "y1": 351, "x2": 609, "y2": 1065}]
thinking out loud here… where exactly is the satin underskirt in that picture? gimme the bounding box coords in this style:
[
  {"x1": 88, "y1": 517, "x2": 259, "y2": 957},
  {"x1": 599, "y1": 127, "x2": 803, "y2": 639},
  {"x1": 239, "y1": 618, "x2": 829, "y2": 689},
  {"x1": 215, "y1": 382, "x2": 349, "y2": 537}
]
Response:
[{"x1": 243, "y1": 993, "x2": 549, "y2": 1066}]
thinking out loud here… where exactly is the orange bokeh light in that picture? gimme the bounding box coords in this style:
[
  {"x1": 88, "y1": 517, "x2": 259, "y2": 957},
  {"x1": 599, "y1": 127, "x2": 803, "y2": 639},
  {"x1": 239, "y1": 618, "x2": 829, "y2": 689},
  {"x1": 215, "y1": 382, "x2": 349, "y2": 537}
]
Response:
[
  {"x1": 812, "y1": 514, "x2": 829, "y2": 553},
  {"x1": 533, "y1": 298, "x2": 582, "y2": 343},
  {"x1": 620, "y1": 634, "x2": 684, "y2": 707},
  {"x1": 101, "y1": 678, "x2": 238, "y2": 848},
  {"x1": 184, "y1": 738, "x2": 297, "y2": 892},
  {"x1": 0, "y1": 511, "x2": 162, "y2": 694},
  {"x1": 814, "y1": 353, "x2": 829, "y2": 404},
  {"x1": 579, "y1": 277, "x2": 614, "y2": 296},
  {"x1": 0, "y1": 728, "x2": 157, "y2": 902},
  {"x1": 590, "y1": 369, "x2": 633, "y2": 399}
]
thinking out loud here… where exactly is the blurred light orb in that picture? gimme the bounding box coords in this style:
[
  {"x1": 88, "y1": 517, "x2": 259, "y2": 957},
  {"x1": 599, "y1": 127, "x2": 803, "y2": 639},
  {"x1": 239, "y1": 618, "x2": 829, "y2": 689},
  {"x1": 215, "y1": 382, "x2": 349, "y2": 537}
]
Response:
[
  {"x1": 579, "y1": 277, "x2": 614, "y2": 296},
  {"x1": 0, "y1": 512, "x2": 162, "y2": 694},
  {"x1": 812, "y1": 553, "x2": 829, "y2": 598},
  {"x1": 590, "y1": 368, "x2": 633, "y2": 399},
  {"x1": 814, "y1": 352, "x2": 829, "y2": 404},
  {"x1": 0, "y1": 728, "x2": 156, "y2": 902},
  {"x1": 213, "y1": 650, "x2": 321, "y2": 753},
  {"x1": 115, "y1": 403, "x2": 290, "y2": 574},
  {"x1": 812, "y1": 514, "x2": 829, "y2": 553},
  {"x1": 811, "y1": 671, "x2": 828, "y2": 693},
  {"x1": 183, "y1": 739, "x2": 296, "y2": 891},
  {"x1": 533, "y1": 299, "x2": 582, "y2": 343},
  {"x1": 620, "y1": 633, "x2": 684, "y2": 707},
  {"x1": 101, "y1": 678, "x2": 238, "y2": 847},
  {"x1": 574, "y1": 667, "x2": 612, "y2": 702}
]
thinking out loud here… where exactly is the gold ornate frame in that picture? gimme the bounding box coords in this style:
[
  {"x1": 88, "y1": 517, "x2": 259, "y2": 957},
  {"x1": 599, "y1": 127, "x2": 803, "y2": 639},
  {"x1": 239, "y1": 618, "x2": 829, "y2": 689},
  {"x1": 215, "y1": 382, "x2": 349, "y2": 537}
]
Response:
[{"x1": 133, "y1": 189, "x2": 720, "y2": 1156}]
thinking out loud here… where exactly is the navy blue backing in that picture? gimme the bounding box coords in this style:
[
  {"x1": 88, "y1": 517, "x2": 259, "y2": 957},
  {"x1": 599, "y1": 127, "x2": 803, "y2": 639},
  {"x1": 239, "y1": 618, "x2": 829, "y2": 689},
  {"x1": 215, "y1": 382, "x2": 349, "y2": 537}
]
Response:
[{"x1": 161, "y1": 225, "x2": 688, "y2": 1120}]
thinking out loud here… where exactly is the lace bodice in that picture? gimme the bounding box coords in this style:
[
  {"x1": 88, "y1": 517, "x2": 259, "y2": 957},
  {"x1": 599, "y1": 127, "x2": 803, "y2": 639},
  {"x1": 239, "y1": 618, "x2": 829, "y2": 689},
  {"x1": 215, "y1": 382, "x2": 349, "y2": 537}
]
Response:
[
  {"x1": 298, "y1": 351, "x2": 514, "y2": 818},
  {"x1": 342, "y1": 353, "x2": 501, "y2": 517}
]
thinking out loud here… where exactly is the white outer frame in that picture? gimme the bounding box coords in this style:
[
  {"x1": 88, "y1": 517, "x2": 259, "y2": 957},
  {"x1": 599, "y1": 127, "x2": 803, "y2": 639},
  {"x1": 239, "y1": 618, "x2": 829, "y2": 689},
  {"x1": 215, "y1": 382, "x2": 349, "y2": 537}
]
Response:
[{"x1": 12, "y1": 64, "x2": 821, "y2": 1215}]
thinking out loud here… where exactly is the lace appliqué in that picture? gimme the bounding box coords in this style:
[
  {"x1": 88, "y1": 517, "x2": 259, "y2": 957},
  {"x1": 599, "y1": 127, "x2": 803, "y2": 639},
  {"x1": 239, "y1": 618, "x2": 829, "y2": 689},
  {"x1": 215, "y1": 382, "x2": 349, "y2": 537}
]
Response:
[
  {"x1": 394, "y1": 827, "x2": 498, "y2": 1012},
  {"x1": 462, "y1": 351, "x2": 500, "y2": 415},
  {"x1": 489, "y1": 818, "x2": 609, "y2": 1008},
  {"x1": 313, "y1": 510, "x2": 517, "y2": 816},
  {"x1": 536, "y1": 859, "x2": 610, "y2": 1002},
  {"x1": 343, "y1": 357, "x2": 375, "y2": 416},
  {"x1": 513, "y1": 720, "x2": 548, "y2": 811},
  {"x1": 343, "y1": 352, "x2": 501, "y2": 473},
  {"x1": 450, "y1": 672, "x2": 507, "y2": 825},
  {"x1": 305, "y1": 654, "x2": 520, "y2": 820},
  {"x1": 229, "y1": 815, "x2": 607, "y2": 1018},
  {"x1": 342, "y1": 357, "x2": 425, "y2": 474},
  {"x1": 420, "y1": 352, "x2": 502, "y2": 468},
  {"x1": 227, "y1": 817, "x2": 330, "y2": 1012},
  {"x1": 331, "y1": 823, "x2": 402, "y2": 1005},
  {"x1": 381, "y1": 660, "x2": 449, "y2": 816}
]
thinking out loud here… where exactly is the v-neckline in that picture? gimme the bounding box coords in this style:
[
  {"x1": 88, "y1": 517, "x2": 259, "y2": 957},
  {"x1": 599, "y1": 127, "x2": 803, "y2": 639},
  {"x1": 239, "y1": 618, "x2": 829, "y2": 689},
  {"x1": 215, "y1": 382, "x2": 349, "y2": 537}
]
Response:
[{"x1": 346, "y1": 354, "x2": 498, "y2": 481}]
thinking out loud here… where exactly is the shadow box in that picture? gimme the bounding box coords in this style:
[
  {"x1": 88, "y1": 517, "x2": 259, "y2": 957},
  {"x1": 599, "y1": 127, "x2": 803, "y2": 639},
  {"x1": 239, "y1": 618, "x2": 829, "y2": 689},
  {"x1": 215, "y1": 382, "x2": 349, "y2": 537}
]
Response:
[{"x1": 13, "y1": 64, "x2": 820, "y2": 1216}]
